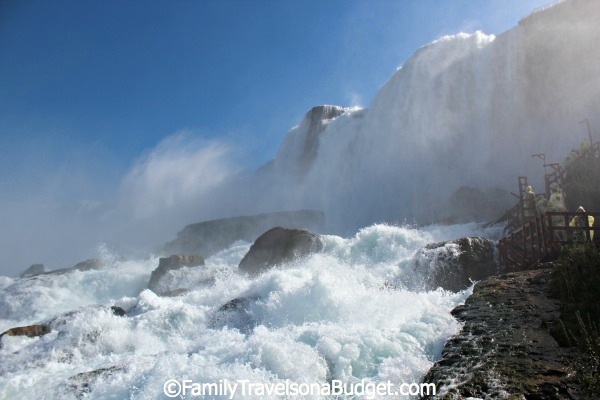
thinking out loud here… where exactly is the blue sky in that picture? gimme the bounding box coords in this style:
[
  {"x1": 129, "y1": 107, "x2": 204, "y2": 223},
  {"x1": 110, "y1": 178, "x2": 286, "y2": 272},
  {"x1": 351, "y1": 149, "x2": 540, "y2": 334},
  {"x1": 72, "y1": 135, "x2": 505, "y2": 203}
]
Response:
[{"x1": 0, "y1": 0, "x2": 552, "y2": 203}]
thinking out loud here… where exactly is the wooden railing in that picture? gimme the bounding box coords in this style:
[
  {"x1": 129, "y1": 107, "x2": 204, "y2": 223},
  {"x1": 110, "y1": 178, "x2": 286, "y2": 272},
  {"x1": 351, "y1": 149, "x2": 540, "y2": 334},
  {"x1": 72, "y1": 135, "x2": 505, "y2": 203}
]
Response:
[
  {"x1": 499, "y1": 141, "x2": 599, "y2": 270},
  {"x1": 499, "y1": 211, "x2": 599, "y2": 270}
]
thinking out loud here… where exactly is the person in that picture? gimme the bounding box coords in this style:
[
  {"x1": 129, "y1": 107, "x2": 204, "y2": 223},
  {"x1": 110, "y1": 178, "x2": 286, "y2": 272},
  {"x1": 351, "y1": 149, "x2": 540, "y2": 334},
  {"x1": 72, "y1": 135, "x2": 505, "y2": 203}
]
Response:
[
  {"x1": 546, "y1": 183, "x2": 567, "y2": 240},
  {"x1": 536, "y1": 195, "x2": 548, "y2": 214},
  {"x1": 547, "y1": 183, "x2": 567, "y2": 211},
  {"x1": 522, "y1": 186, "x2": 537, "y2": 221},
  {"x1": 569, "y1": 206, "x2": 595, "y2": 241}
]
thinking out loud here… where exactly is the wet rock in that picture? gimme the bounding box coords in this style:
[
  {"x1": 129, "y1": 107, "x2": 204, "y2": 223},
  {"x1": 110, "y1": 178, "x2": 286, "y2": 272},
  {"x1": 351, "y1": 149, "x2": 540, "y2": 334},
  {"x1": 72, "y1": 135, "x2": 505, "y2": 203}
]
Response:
[
  {"x1": 47, "y1": 305, "x2": 127, "y2": 330},
  {"x1": 1, "y1": 324, "x2": 51, "y2": 338},
  {"x1": 238, "y1": 227, "x2": 324, "y2": 276},
  {"x1": 148, "y1": 255, "x2": 205, "y2": 292},
  {"x1": 65, "y1": 365, "x2": 124, "y2": 398},
  {"x1": 275, "y1": 105, "x2": 349, "y2": 179},
  {"x1": 219, "y1": 297, "x2": 251, "y2": 312},
  {"x1": 210, "y1": 296, "x2": 260, "y2": 333},
  {"x1": 20, "y1": 263, "x2": 46, "y2": 278},
  {"x1": 110, "y1": 306, "x2": 126, "y2": 317},
  {"x1": 411, "y1": 237, "x2": 498, "y2": 292},
  {"x1": 164, "y1": 210, "x2": 325, "y2": 258},
  {"x1": 72, "y1": 258, "x2": 106, "y2": 272},
  {"x1": 0, "y1": 324, "x2": 51, "y2": 349},
  {"x1": 43, "y1": 258, "x2": 108, "y2": 276},
  {"x1": 422, "y1": 269, "x2": 574, "y2": 399},
  {"x1": 158, "y1": 288, "x2": 191, "y2": 297},
  {"x1": 156, "y1": 254, "x2": 205, "y2": 270}
]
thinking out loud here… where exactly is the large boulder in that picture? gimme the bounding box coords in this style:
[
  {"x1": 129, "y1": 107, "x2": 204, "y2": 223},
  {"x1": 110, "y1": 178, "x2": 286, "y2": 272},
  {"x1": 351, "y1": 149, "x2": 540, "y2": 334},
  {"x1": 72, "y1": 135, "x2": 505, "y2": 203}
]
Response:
[
  {"x1": 164, "y1": 210, "x2": 325, "y2": 258},
  {"x1": 238, "y1": 227, "x2": 324, "y2": 276},
  {"x1": 148, "y1": 255, "x2": 205, "y2": 292},
  {"x1": 410, "y1": 237, "x2": 498, "y2": 292}
]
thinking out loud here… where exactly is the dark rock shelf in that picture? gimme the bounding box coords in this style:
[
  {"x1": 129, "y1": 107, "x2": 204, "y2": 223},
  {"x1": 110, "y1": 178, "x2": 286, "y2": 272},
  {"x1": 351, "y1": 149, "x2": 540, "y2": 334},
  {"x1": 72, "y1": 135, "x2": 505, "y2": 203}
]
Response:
[{"x1": 423, "y1": 268, "x2": 577, "y2": 399}]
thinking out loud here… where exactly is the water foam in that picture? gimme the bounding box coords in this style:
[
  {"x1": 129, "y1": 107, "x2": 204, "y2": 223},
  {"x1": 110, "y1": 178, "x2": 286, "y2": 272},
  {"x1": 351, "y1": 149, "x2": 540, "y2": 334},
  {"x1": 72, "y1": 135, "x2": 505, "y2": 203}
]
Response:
[{"x1": 0, "y1": 223, "x2": 489, "y2": 398}]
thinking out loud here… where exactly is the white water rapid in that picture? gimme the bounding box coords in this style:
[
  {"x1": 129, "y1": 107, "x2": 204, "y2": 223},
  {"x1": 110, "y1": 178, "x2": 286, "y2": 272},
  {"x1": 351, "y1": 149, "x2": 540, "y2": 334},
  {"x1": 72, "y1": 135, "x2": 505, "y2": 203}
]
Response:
[{"x1": 0, "y1": 223, "x2": 501, "y2": 399}]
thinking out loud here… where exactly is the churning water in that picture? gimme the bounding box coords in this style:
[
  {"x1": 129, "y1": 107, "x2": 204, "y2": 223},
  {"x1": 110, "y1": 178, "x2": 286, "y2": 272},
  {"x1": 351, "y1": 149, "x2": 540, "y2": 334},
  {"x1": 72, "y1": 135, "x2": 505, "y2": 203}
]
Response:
[{"x1": 0, "y1": 223, "x2": 502, "y2": 399}]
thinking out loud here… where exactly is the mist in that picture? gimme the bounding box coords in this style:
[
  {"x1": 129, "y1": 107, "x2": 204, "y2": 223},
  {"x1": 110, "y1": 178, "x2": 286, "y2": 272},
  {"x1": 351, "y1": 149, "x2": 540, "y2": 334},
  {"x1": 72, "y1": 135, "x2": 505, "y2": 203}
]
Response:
[{"x1": 0, "y1": 134, "x2": 243, "y2": 277}]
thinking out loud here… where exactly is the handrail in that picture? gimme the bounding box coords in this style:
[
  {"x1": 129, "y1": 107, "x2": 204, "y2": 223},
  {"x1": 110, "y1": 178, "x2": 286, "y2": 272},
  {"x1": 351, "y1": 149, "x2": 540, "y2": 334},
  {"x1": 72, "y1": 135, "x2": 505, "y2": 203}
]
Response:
[
  {"x1": 499, "y1": 141, "x2": 599, "y2": 270},
  {"x1": 499, "y1": 211, "x2": 599, "y2": 270}
]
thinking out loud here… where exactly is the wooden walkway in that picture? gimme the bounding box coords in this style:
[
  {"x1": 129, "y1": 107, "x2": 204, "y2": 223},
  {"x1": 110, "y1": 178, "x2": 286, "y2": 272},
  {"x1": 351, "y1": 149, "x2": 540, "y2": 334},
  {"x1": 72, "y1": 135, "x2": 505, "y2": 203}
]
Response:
[
  {"x1": 499, "y1": 211, "x2": 599, "y2": 270},
  {"x1": 499, "y1": 141, "x2": 599, "y2": 270}
]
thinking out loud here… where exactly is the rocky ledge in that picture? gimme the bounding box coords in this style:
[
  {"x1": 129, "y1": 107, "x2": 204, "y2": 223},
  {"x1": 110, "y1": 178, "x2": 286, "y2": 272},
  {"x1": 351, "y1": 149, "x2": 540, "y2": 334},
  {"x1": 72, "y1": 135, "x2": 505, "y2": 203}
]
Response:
[
  {"x1": 164, "y1": 210, "x2": 325, "y2": 258},
  {"x1": 423, "y1": 268, "x2": 577, "y2": 399}
]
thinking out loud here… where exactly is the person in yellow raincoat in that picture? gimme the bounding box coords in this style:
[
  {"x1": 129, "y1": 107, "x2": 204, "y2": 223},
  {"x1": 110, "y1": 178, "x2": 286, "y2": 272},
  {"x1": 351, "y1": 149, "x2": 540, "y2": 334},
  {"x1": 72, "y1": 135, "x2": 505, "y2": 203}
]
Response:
[
  {"x1": 547, "y1": 183, "x2": 567, "y2": 240},
  {"x1": 569, "y1": 206, "x2": 595, "y2": 241},
  {"x1": 523, "y1": 186, "x2": 537, "y2": 221}
]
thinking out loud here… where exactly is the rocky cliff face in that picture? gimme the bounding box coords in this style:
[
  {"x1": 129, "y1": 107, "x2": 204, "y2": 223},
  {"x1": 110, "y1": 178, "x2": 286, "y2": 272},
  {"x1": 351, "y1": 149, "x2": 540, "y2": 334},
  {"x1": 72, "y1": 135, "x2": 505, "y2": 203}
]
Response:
[{"x1": 273, "y1": 105, "x2": 351, "y2": 181}]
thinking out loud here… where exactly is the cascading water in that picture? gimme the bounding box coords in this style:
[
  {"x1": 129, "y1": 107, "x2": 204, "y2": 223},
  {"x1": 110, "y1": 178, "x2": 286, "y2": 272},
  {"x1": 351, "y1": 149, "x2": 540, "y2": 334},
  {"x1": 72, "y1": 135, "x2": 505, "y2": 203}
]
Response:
[{"x1": 254, "y1": 0, "x2": 600, "y2": 232}]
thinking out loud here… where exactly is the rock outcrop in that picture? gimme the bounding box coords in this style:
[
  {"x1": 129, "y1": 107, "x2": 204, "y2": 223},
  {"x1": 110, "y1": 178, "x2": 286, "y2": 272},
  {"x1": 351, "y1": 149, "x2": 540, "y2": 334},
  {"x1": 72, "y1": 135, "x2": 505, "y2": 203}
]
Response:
[
  {"x1": 238, "y1": 227, "x2": 324, "y2": 276},
  {"x1": 210, "y1": 296, "x2": 260, "y2": 333},
  {"x1": 273, "y1": 105, "x2": 350, "y2": 179},
  {"x1": 65, "y1": 366, "x2": 124, "y2": 397},
  {"x1": 164, "y1": 210, "x2": 325, "y2": 258},
  {"x1": 71, "y1": 258, "x2": 106, "y2": 272},
  {"x1": 157, "y1": 288, "x2": 191, "y2": 297},
  {"x1": 148, "y1": 255, "x2": 205, "y2": 292},
  {"x1": 40, "y1": 258, "x2": 108, "y2": 276},
  {"x1": 423, "y1": 269, "x2": 574, "y2": 399},
  {"x1": 17, "y1": 259, "x2": 107, "y2": 278},
  {"x1": 0, "y1": 324, "x2": 51, "y2": 349},
  {"x1": 410, "y1": 237, "x2": 498, "y2": 292},
  {"x1": 110, "y1": 306, "x2": 126, "y2": 317},
  {"x1": 20, "y1": 263, "x2": 46, "y2": 278}
]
